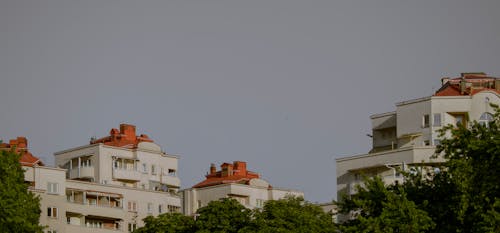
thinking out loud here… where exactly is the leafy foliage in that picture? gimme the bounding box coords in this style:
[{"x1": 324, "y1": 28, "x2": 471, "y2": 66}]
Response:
[
  {"x1": 245, "y1": 196, "x2": 336, "y2": 233},
  {"x1": 338, "y1": 177, "x2": 434, "y2": 233},
  {"x1": 0, "y1": 150, "x2": 43, "y2": 233},
  {"x1": 195, "y1": 198, "x2": 252, "y2": 233},
  {"x1": 135, "y1": 196, "x2": 336, "y2": 233},
  {"x1": 134, "y1": 213, "x2": 195, "y2": 233},
  {"x1": 337, "y1": 104, "x2": 500, "y2": 232}
]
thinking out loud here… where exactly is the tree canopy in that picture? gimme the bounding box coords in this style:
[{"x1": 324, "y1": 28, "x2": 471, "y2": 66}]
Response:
[
  {"x1": 337, "y1": 104, "x2": 500, "y2": 232},
  {"x1": 0, "y1": 150, "x2": 43, "y2": 233},
  {"x1": 135, "y1": 196, "x2": 336, "y2": 233}
]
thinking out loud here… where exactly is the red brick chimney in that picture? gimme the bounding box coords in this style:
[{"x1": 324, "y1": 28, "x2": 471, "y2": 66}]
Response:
[
  {"x1": 120, "y1": 124, "x2": 136, "y2": 140},
  {"x1": 233, "y1": 161, "x2": 247, "y2": 176},
  {"x1": 210, "y1": 163, "x2": 216, "y2": 174}
]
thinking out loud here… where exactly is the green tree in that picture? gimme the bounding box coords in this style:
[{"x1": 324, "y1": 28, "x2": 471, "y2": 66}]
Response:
[
  {"x1": 0, "y1": 150, "x2": 43, "y2": 233},
  {"x1": 245, "y1": 196, "x2": 336, "y2": 233},
  {"x1": 134, "y1": 213, "x2": 195, "y2": 233},
  {"x1": 432, "y1": 104, "x2": 500, "y2": 232},
  {"x1": 337, "y1": 176, "x2": 434, "y2": 233},
  {"x1": 195, "y1": 198, "x2": 251, "y2": 233}
]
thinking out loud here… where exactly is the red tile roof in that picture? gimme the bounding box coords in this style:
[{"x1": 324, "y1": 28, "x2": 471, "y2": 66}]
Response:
[
  {"x1": 193, "y1": 161, "x2": 261, "y2": 188},
  {"x1": 0, "y1": 137, "x2": 44, "y2": 166},
  {"x1": 434, "y1": 74, "x2": 500, "y2": 96},
  {"x1": 90, "y1": 124, "x2": 154, "y2": 148}
]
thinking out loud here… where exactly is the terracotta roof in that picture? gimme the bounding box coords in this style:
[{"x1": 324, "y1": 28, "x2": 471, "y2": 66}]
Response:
[
  {"x1": 193, "y1": 161, "x2": 260, "y2": 188},
  {"x1": 0, "y1": 137, "x2": 44, "y2": 166},
  {"x1": 434, "y1": 74, "x2": 500, "y2": 96},
  {"x1": 90, "y1": 124, "x2": 154, "y2": 149}
]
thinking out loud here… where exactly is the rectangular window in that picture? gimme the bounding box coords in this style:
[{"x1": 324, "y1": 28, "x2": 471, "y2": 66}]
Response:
[
  {"x1": 433, "y1": 113, "x2": 441, "y2": 127},
  {"x1": 47, "y1": 182, "x2": 58, "y2": 194},
  {"x1": 256, "y1": 199, "x2": 265, "y2": 208},
  {"x1": 151, "y1": 165, "x2": 156, "y2": 175},
  {"x1": 147, "y1": 203, "x2": 153, "y2": 214},
  {"x1": 47, "y1": 207, "x2": 58, "y2": 218},
  {"x1": 423, "y1": 140, "x2": 430, "y2": 146},
  {"x1": 127, "y1": 201, "x2": 137, "y2": 212},
  {"x1": 168, "y1": 205, "x2": 180, "y2": 213},
  {"x1": 168, "y1": 169, "x2": 176, "y2": 176},
  {"x1": 197, "y1": 200, "x2": 202, "y2": 208},
  {"x1": 455, "y1": 115, "x2": 465, "y2": 126},
  {"x1": 142, "y1": 163, "x2": 147, "y2": 173},
  {"x1": 423, "y1": 114, "x2": 430, "y2": 128},
  {"x1": 158, "y1": 204, "x2": 163, "y2": 214},
  {"x1": 128, "y1": 223, "x2": 137, "y2": 232},
  {"x1": 434, "y1": 139, "x2": 441, "y2": 146}
]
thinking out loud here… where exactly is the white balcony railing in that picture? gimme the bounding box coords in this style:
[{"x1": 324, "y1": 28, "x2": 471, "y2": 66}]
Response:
[
  {"x1": 69, "y1": 166, "x2": 95, "y2": 179},
  {"x1": 160, "y1": 175, "x2": 181, "y2": 187},
  {"x1": 112, "y1": 169, "x2": 141, "y2": 181}
]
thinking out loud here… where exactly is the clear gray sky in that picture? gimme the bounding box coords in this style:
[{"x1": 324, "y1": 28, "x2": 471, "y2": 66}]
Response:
[{"x1": 1, "y1": 0, "x2": 499, "y2": 202}]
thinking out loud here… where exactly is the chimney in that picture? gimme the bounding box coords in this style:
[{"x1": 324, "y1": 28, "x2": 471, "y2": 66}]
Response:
[
  {"x1": 441, "y1": 77, "x2": 450, "y2": 86},
  {"x1": 460, "y1": 78, "x2": 467, "y2": 94},
  {"x1": 9, "y1": 137, "x2": 27, "y2": 149},
  {"x1": 210, "y1": 163, "x2": 216, "y2": 174},
  {"x1": 233, "y1": 161, "x2": 247, "y2": 175},
  {"x1": 221, "y1": 163, "x2": 233, "y2": 177},
  {"x1": 120, "y1": 124, "x2": 136, "y2": 139}
]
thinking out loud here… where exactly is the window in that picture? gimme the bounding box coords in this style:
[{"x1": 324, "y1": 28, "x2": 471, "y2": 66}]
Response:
[
  {"x1": 47, "y1": 230, "x2": 57, "y2": 233},
  {"x1": 151, "y1": 165, "x2": 156, "y2": 175},
  {"x1": 147, "y1": 203, "x2": 153, "y2": 214},
  {"x1": 433, "y1": 113, "x2": 441, "y2": 127},
  {"x1": 127, "y1": 201, "x2": 137, "y2": 212},
  {"x1": 479, "y1": 112, "x2": 494, "y2": 126},
  {"x1": 158, "y1": 204, "x2": 163, "y2": 214},
  {"x1": 113, "y1": 160, "x2": 121, "y2": 169},
  {"x1": 423, "y1": 140, "x2": 430, "y2": 146},
  {"x1": 197, "y1": 200, "x2": 202, "y2": 208},
  {"x1": 423, "y1": 114, "x2": 430, "y2": 128},
  {"x1": 168, "y1": 205, "x2": 180, "y2": 213},
  {"x1": 142, "y1": 163, "x2": 148, "y2": 173},
  {"x1": 128, "y1": 223, "x2": 137, "y2": 232},
  {"x1": 47, "y1": 182, "x2": 58, "y2": 194},
  {"x1": 256, "y1": 199, "x2": 265, "y2": 208},
  {"x1": 47, "y1": 207, "x2": 58, "y2": 218},
  {"x1": 455, "y1": 115, "x2": 465, "y2": 126},
  {"x1": 434, "y1": 139, "x2": 441, "y2": 146},
  {"x1": 168, "y1": 169, "x2": 177, "y2": 176}
]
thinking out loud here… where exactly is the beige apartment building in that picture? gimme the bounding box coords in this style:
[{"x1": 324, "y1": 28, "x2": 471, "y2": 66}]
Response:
[
  {"x1": 336, "y1": 73, "x2": 500, "y2": 203},
  {"x1": 4, "y1": 124, "x2": 182, "y2": 233},
  {"x1": 182, "y1": 161, "x2": 303, "y2": 216}
]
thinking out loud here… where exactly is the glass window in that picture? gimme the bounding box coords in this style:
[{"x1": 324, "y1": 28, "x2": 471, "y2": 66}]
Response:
[
  {"x1": 433, "y1": 113, "x2": 441, "y2": 126},
  {"x1": 479, "y1": 112, "x2": 494, "y2": 126},
  {"x1": 423, "y1": 114, "x2": 430, "y2": 128},
  {"x1": 47, "y1": 182, "x2": 58, "y2": 194},
  {"x1": 47, "y1": 207, "x2": 58, "y2": 218}
]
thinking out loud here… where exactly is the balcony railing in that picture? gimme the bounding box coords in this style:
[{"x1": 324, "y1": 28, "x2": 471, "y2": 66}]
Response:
[
  {"x1": 69, "y1": 166, "x2": 95, "y2": 179},
  {"x1": 112, "y1": 168, "x2": 141, "y2": 181},
  {"x1": 160, "y1": 174, "x2": 181, "y2": 187}
]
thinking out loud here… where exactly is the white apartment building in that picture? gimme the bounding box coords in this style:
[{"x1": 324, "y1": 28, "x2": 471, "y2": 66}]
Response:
[
  {"x1": 182, "y1": 161, "x2": 303, "y2": 216},
  {"x1": 4, "y1": 124, "x2": 182, "y2": 233},
  {"x1": 336, "y1": 73, "x2": 500, "y2": 203}
]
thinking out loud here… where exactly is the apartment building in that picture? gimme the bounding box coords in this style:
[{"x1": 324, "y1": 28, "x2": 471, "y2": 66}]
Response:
[
  {"x1": 182, "y1": 161, "x2": 303, "y2": 216},
  {"x1": 336, "y1": 73, "x2": 500, "y2": 203},
  {"x1": 3, "y1": 123, "x2": 182, "y2": 233}
]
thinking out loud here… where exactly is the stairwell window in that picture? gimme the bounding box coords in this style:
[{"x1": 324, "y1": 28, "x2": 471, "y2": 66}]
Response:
[
  {"x1": 423, "y1": 114, "x2": 430, "y2": 128},
  {"x1": 47, "y1": 207, "x2": 58, "y2": 218},
  {"x1": 47, "y1": 182, "x2": 58, "y2": 194},
  {"x1": 127, "y1": 201, "x2": 137, "y2": 212},
  {"x1": 433, "y1": 113, "x2": 441, "y2": 127}
]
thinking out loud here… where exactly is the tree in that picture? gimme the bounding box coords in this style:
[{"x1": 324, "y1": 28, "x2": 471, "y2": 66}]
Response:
[
  {"x1": 0, "y1": 150, "x2": 43, "y2": 233},
  {"x1": 245, "y1": 196, "x2": 336, "y2": 233},
  {"x1": 195, "y1": 198, "x2": 251, "y2": 233},
  {"x1": 337, "y1": 176, "x2": 434, "y2": 233},
  {"x1": 430, "y1": 104, "x2": 500, "y2": 232},
  {"x1": 134, "y1": 213, "x2": 195, "y2": 233}
]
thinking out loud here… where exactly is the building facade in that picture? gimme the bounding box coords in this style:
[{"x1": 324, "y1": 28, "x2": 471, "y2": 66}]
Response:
[
  {"x1": 4, "y1": 124, "x2": 182, "y2": 233},
  {"x1": 336, "y1": 73, "x2": 500, "y2": 203},
  {"x1": 182, "y1": 161, "x2": 303, "y2": 216}
]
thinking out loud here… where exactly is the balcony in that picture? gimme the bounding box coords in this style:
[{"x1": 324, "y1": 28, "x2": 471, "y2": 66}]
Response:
[
  {"x1": 112, "y1": 169, "x2": 141, "y2": 181},
  {"x1": 69, "y1": 166, "x2": 95, "y2": 180},
  {"x1": 348, "y1": 175, "x2": 404, "y2": 195},
  {"x1": 66, "y1": 189, "x2": 125, "y2": 219},
  {"x1": 160, "y1": 175, "x2": 181, "y2": 188}
]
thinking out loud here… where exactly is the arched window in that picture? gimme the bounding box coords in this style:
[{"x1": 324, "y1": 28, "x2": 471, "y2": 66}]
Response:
[{"x1": 479, "y1": 112, "x2": 494, "y2": 126}]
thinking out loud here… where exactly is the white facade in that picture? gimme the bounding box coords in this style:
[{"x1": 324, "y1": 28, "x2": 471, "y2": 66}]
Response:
[
  {"x1": 182, "y1": 180, "x2": 303, "y2": 216},
  {"x1": 337, "y1": 74, "x2": 500, "y2": 203}
]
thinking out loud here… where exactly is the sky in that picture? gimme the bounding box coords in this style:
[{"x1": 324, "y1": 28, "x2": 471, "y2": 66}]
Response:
[{"x1": 1, "y1": 0, "x2": 499, "y2": 203}]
